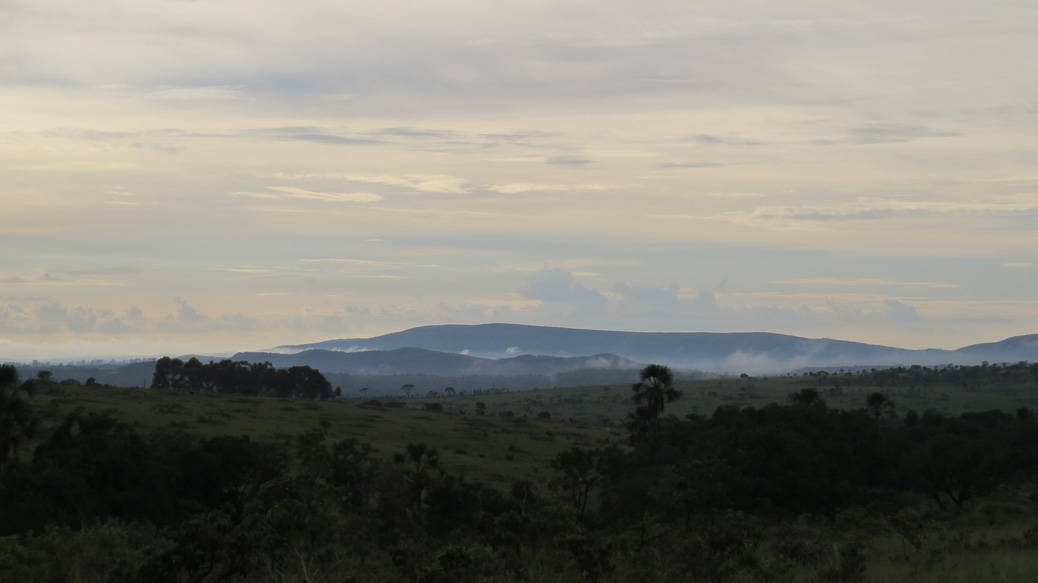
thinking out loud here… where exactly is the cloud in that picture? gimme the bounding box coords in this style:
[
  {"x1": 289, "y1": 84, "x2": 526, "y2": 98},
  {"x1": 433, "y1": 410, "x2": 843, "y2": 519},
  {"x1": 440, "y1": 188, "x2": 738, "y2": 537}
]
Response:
[
  {"x1": 0, "y1": 300, "x2": 137, "y2": 335},
  {"x1": 731, "y1": 199, "x2": 1038, "y2": 225},
  {"x1": 520, "y1": 268, "x2": 606, "y2": 307},
  {"x1": 268, "y1": 186, "x2": 382, "y2": 203},
  {"x1": 658, "y1": 162, "x2": 726, "y2": 169},
  {"x1": 249, "y1": 127, "x2": 379, "y2": 146},
  {"x1": 35, "y1": 302, "x2": 69, "y2": 322},
  {"x1": 844, "y1": 124, "x2": 958, "y2": 145},
  {"x1": 174, "y1": 297, "x2": 207, "y2": 323},
  {"x1": 149, "y1": 85, "x2": 245, "y2": 101},
  {"x1": 546, "y1": 156, "x2": 592, "y2": 165},
  {"x1": 369, "y1": 127, "x2": 458, "y2": 139},
  {"x1": 686, "y1": 134, "x2": 763, "y2": 146},
  {"x1": 486, "y1": 183, "x2": 611, "y2": 194},
  {"x1": 773, "y1": 278, "x2": 958, "y2": 289},
  {"x1": 298, "y1": 258, "x2": 392, "y2": 266},
  {"x1": 344, "y1": 174, "x2": 469, "y2": 194},
  {"x1": 1, "y1": 272, "x2": 123, "y2": 287},
  {"x1": 884, "y1": 299, "x2": 921, "y2": 323},
  {"x1": 1003, "y1": 262, "x2": 1033, "y2": 268},
  {"x1": 212, "y1": 267, "x2": 275, "y2": 274},
  {"x1": 612, "y1": 282, "x2": 681, "y2": 307}
]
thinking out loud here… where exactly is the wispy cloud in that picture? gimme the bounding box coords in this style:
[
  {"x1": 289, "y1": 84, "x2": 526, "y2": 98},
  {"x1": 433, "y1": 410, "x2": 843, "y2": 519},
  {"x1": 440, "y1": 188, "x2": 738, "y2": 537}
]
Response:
[
  {"x1": 0, "y1": 273, "x2": 122, "y2": 287},
  {"x1": 546, "y1": 156, "x2": 592, "y2": 165},
  {"x1": 486, "y1": 183, "x2": 611, "y2": 194},
  {"x1": 368, "y1": 127, "x2": 458, "y2": 139},
  {"x1": 212, "y1": 267, "x2": 275, "y2": 274},
  {"x1": 298, "y1": 258, "x2": 392, "y2": 266},
  {"x1": 686, "y1": 134, "x2": 763, "y2": 146},
  {"x1": 248, "y1": 127, "x2": 379, "y2": 146},
  {"x1": 148, "y1": 85, "x2": 245, "y2": 101},
  {"x1": 658, "y1": 161, "x2": 726, "y2": 169},
  {"x1": 772, "y1": 278, "x2": 958, "y2": 289},
  {"x1": 814, "y1": 124, "x2": 960, "y2": 146},
  {"x1": 344, "y1": 174, "x2": 469, "y2": 194},
  {"x1": 235, "y1": 187, "x2": 382, "y2": 204},
  {"x1": 732, "y1": 199, "x2": 1038, "y2": 224},
  {"x1": 520, "y1": 268, "x2": 605, "y2": 308},
  {"x1": 268, "y1": 186, "x2": 382, "y2": 203}
]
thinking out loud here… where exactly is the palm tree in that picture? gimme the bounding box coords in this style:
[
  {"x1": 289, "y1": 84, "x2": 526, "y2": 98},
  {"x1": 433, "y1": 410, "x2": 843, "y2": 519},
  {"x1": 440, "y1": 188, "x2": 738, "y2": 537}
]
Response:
[
  {"x1": 0, "y1": 365, "x2": 38, "y2": 472},
  {"x1": 631, "y1": 364, "x2": 681, "y2": 429},
  {"x1": 866, "y1": 392, "x2": 894, "y2": 425}
]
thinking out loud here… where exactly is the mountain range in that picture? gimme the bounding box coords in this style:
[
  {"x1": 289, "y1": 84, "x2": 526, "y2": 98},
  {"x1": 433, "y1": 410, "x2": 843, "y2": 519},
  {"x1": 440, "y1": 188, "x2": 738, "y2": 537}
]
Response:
[
  {"x1": 274, "y1": 323, "x2": 1038, "y2": 371},
  {"x1": 8, "y1": 324, "x2": 1037, "y2": 393}
]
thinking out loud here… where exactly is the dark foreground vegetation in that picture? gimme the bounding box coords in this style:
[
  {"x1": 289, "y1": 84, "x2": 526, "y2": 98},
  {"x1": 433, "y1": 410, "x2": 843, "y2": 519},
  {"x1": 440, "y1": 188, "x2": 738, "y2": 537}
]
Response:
[{"x1": 3, "y1": 362, "x2": 1038, "y2": 581}]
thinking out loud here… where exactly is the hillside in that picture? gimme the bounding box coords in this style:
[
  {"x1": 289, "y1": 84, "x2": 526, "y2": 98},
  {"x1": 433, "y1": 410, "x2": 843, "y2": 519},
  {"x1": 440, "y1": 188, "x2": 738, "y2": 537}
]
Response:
[
  {"x1": 232, "y1": 347, "x2": 641, "y2": 376},
  {"x1": 275, "y1": 323, "x2": 1036, "y2": 372}
]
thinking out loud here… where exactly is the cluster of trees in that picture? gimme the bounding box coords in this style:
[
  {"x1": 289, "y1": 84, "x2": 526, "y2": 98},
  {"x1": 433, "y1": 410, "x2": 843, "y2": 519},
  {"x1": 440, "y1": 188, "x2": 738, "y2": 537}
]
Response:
[
  {"x1": 151, "y1": 357, "x2": 335, "y2": 400},
  {"x1": 0, "y1": 365, "x2": 38, "y2": 474},
  {"x1": 804, "y1": 361, "x2": 1038, "y2": 389}
]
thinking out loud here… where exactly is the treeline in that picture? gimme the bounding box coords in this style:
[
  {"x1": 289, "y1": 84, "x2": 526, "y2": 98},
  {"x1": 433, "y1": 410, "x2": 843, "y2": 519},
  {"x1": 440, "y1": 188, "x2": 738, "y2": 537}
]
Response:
[
  {"x1": 803, "y1": 360, "x2": 1038, "y2": 389},
  {"x1": 151, "y1": 357, "x2": 336, "y2": 400}
]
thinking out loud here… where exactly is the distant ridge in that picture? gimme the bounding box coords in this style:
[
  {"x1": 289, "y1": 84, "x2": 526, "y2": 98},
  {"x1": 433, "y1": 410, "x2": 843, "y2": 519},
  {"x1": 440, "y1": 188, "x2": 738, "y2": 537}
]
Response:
[
  {"x1": 276, "y1": 324, "x2": 1038, "y2": 372},
  {"x1": 232, "y1": 347, "x2": 642, "y2": 377},
  {"x1": 9, "y1": 327, "x2": 1037, "y2": 393}
]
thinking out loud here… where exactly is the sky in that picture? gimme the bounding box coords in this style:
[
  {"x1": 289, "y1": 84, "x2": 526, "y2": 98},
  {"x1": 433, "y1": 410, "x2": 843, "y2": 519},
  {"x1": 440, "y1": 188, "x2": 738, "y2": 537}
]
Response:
[{"x1": 2, "y1": 0, "x2": 1038, "y2": 360}]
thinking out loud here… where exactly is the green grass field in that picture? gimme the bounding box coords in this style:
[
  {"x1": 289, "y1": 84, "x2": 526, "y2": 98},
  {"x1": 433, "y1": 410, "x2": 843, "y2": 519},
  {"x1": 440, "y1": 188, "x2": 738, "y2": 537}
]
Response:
[
  {"x1": 423, "y1": 374, "x2": 1038, "y2": 425},
  {"x1": 31, "y1": 383, "x2": 621, "y2": 489},
  {"x1": 32, "y1": 371, "x2": 1038, "y2": 488}
]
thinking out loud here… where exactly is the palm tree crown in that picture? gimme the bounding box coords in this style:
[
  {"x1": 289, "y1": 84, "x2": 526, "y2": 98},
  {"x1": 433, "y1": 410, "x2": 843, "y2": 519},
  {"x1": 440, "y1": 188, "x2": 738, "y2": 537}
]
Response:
[{"x1": 632, "y1": 364, "x2": 681, "y2": 421}]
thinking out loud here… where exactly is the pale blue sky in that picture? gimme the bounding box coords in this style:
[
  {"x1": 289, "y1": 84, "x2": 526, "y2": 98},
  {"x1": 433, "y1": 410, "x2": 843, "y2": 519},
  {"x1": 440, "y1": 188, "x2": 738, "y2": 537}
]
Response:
[{"x1": 2, "y1": 0, "x2": 1037, "y2": 359}]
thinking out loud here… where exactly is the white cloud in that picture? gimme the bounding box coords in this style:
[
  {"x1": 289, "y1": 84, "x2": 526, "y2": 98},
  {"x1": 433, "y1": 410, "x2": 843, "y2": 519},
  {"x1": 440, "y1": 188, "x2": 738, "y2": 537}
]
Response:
[
  {"x1": 344, "y1": 175, "x2": 469, "y2": 194},
  {"x1": 520, "y1": 269, "x2": 606, "y2": 307},
  {"x1": 149, "y1": 85, "x2": 245, "y2": 101},
  {"x1": 487, "y1": 183, "x2": 611, "y2": 194},
  {"x1": 724, "y1": 199, "x2": 1038, "y2": 226},
  {"x1": 268, "y1": 186, "x2": 382, "y2": 203}
]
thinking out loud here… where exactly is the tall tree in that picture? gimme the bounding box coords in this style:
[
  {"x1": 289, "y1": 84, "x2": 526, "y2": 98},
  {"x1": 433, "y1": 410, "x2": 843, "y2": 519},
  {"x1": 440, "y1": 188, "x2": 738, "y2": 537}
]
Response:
[
  {"x1": 550, "y1": 447, "x2": 602, "y2": 522},
  {"x1": 631, "y1": 364, "x2": 681, "y2": 427},
  {"x1": 0, "y1": 365, "x2": 38, "y2": 472},
  {"x1": 866, "y1": 392, "x2": 895, "y2": 425}
]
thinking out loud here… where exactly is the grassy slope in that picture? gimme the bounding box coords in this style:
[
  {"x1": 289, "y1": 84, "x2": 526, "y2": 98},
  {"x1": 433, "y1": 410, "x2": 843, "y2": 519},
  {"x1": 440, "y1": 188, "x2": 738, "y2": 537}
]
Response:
[
  {"x1": 31, "y1": 372, "x2": 1038, "y2": 487},
  {"x1": 32, "y1": 383, "x2": 621, "y2": 489},
  {"x1": 431, "y1": 375, "x2": 1038, "y2": 424}
]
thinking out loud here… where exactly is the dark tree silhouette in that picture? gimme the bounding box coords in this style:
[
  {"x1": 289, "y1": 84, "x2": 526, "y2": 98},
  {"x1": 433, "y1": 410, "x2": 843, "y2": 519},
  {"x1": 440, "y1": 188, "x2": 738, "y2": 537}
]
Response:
[
  {"x1": 0, "y1": 366, "x2": 38, "y2": 472},
  {"x1": 866, "y1": 392, "x2": 895, "y2": 424},
  {"x1": 789, "y1": 388, "x2": 824, "y2": 407},
  {"x1": 631, "y1": 364, "x2": 681, "y2": 427},
  {"x1": 394, "y1": 443, "x2": 441, "y2": 523},
  {"x1": 550, "y1": 447, "x2": 602, "y2": 521}
]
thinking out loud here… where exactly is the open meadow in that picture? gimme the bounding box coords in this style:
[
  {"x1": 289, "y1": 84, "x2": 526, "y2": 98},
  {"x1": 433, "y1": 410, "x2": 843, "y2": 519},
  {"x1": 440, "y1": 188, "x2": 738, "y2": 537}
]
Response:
[{"x1": 422, "y1": 369, "x2": 1038, "y2": 425}]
